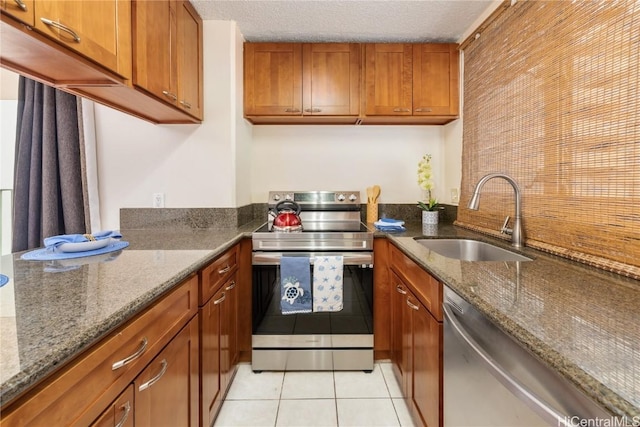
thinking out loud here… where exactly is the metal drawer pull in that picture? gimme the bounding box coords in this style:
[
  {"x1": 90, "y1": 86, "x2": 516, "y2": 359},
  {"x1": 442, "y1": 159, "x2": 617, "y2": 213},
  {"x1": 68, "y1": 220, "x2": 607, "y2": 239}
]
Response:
[
  {"x1": 112, "y1": 337, "x2": 148, "y2": 370},
  {"x1": 213, "y1": 292, "x2": 226, "y2": 305},
  {"x1": 284, "y1": 108, "x2": 300, "y2": 113},
  {"x1": 40, "y1": 18, "x2": 81, "y2": 42},
  {"x1": 406, "y1": 299, "x2": 419, "y2": 311},
  {"x1": 393, "y1": 107, "x2": 410, "y2": 112},
  {"x1": 180, "y1": 100, "x2": 192, "y2": 109},
  {"x1": 162, "y1": 90, "x2": 177, "y2": 101},
  {"x1": 395, "y1": 285, "x2": 407, "y2": 295},
  {"x1": 115, "y1": 401, "x2": 131, "y2": 427},
  {"x1": 14, "y1": 0, "x2": 28, "y2": 11},
  {"x1": 138, "y1": 359, "x2": 168, "y2": 392},
  {"x1": 218, "y1": 265, "x2": 231, "y2": 274},
  {"x1": 415, "y1": 108, "x2": 433, "y2": 112},
  {"x1": 304, "y1": 108, "x2": 322, "y2": 113},
  {"x1": 225, "y1": 280, "x2": 236, "y2": 291}
]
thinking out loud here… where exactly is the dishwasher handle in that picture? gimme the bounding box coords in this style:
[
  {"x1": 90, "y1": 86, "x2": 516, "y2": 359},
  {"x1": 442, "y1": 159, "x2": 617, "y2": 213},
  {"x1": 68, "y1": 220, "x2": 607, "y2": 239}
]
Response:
[{"x1": 443, "y1": 302, "x2": 569, "y2": 426}]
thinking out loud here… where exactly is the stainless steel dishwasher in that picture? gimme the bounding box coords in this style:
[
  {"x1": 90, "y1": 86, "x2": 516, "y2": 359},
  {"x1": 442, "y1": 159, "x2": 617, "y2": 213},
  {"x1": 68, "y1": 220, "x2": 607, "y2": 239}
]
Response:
[{"x1": 443, "y1": 285, "x2": 611, "y2": 427}]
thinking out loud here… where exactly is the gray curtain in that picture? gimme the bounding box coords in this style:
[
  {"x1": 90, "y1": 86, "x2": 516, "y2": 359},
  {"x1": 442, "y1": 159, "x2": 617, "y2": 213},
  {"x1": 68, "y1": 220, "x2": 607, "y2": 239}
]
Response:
[{"x1": 12, "y1": 77, "x2": 87, "y2": 252}]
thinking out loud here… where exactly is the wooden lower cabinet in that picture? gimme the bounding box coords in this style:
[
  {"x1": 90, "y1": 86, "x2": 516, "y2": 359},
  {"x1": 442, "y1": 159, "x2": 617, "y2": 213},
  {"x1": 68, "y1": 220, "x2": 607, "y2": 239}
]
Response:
[
  {"x1": 199, "y1": 246, "x2": 240, "y2": 427},
  {"x1": 389, "y1": 244, "x2": 443, "y2": 427},
  {"x1": 135, "y1": 316, "x2": 199, "y2": 427},
  {"x1": 92, "y1": 385, "x2": 134, "y2": 427}
]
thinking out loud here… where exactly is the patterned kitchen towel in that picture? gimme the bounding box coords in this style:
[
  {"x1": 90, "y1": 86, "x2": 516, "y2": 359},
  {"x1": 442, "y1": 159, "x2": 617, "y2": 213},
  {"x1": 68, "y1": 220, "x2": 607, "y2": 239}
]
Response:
[
  {"x1": 313, "y1": 255, "x2": 344, "y2": 312},
  {"x1": 44, "y1": 230, "x2": 122, "y2": 249},
  {"x1": 280, "y1": 256, "x2": 312, "y2": 315}
]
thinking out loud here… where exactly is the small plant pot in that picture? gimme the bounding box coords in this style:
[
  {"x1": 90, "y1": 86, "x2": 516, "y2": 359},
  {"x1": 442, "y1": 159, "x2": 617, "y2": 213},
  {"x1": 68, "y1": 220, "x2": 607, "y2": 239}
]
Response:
[{"x1": 422, "y1": 210, "x2": 439, "y2": 225}]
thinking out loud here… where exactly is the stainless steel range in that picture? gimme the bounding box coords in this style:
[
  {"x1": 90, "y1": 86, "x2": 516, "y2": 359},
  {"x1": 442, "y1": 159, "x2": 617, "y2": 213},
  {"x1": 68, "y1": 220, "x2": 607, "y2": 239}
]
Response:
[{"x1": 251, "y1": 191, "x2": 374, "y2": 371}]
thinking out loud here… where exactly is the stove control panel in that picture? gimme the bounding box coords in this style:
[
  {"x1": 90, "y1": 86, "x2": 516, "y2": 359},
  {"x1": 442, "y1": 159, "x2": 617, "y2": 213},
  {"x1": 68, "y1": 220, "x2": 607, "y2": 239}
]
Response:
[{"x1": 268, "y1": 191, "x2": 361, "y2": 206}]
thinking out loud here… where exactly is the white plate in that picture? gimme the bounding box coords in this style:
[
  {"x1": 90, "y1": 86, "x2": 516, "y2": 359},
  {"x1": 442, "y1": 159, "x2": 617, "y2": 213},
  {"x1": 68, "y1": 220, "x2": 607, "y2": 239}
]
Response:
[{"x1": 58, "y1": 238, "x2": 111, "y2": 253}]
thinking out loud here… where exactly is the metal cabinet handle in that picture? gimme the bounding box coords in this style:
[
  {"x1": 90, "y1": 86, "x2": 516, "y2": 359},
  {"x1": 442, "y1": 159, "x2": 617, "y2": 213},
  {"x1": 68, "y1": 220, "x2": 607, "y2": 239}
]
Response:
[
  {"x1": 218, "y1": 265, "x2": 231, "y2": 274},
  {"x1": 40, "y1": 18, "x2": 81, "y2": 42},
  {"x1": 112, "y1": 337, "x2": 148, "y2": 370},
  {"x1": 162, "y1": 90, "x2": 177, "y2": 101},
  {"x1": 225, "y1": 280, "x2": 236, "y2": 291},
  {"x1": 395, "y1": 285, "x2": 407, "y2": 295},
  {"x1": 213, "y1": 292, "x2": 226, "y2": 305},
  {"x1": 138, "y1": 359, "x2": 168, "y2": 392},
  {"x1": 393, "y1": 107, "x2": 411, "y2": 112},
  {"x1": 304, "y1": 108, "x2": 322, "y2": 113},
  {"x1": 180, "y1": 100, "x2": 192, "y2": 109},
  {"x1": 406, "y1": 298, "x2": 419, "y2": 311},
  {"x1": 13, "y1": 0, "x2": 27, "y2": 11},
  {"x1": 284, "y1": 108, "x2": 301, "y2": 113},
  {"x1": 114, "y1": 401, "x2": 131, "y2": 427},
  {"x1": 414, "y1": 108, "x2": 433, "y2": 112}
]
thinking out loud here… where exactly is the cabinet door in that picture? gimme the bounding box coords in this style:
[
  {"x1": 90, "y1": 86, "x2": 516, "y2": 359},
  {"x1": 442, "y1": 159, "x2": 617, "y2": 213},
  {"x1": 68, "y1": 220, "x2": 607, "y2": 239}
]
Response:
[
  {"x1": 244, "y1": 43, "x2": 302, "y2": 115},
  {"x1": 408, "y1": 294, "x2": 442, "y2": 427},
  {"x1": 91, "y1": 385, "x2": 134, "y2": 427},
  {"x1": 34, "y1": 0, "x2": 130, "y2": 76},
  {"x1": 364, "y1": 43, "x2": 413, "y2": 115},
  {"x1": 135, "y1": 316, "x2": 199, "y2": 427},
  {"x1": 201, "y1": 288, "x2": 224, "y2": 427},
  {"x1": 133, "y1": 0, "x2": 177, "y2": 105},
  {"x1": 302, "y1": 43, "x2": 360, "y2": 116},
  {"x1": 177, "y1": 0, "x2": 203, "y2": 119},
  {"x1": 413, "y1": 44, "x2": 459, "y2": 116},
  {"x1": 221, "y1": 274, "x2": 238, "y2": 390},
  {"x1": 2, "y1": 0, "x2": 34, "y2": 25}
]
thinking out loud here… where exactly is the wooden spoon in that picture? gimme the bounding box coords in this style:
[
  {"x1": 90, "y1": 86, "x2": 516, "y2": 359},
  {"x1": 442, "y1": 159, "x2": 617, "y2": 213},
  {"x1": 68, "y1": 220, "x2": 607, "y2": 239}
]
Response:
[{"x1": 372, "y1": 185, "x2": 381, "y2": 203}]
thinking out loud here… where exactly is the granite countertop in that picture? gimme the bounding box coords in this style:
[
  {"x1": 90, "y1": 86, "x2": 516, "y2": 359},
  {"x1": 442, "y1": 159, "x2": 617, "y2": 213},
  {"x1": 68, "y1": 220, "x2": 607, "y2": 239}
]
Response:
[{"x1": 1, "y1": 219, "x2": 639, "y2": 421}]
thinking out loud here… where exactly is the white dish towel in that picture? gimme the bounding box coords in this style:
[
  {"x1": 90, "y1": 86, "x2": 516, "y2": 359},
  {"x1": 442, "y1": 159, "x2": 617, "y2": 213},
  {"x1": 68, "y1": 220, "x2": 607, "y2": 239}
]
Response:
[{"x1": 312, "y1": 255, "x2": 344, "y2": 312}]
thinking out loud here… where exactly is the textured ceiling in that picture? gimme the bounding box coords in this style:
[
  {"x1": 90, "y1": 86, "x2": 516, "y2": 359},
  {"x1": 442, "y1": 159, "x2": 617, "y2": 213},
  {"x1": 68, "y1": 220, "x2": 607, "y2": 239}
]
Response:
[{"x1": 190, "y1": 0, "x2": 497, "y2": 43}]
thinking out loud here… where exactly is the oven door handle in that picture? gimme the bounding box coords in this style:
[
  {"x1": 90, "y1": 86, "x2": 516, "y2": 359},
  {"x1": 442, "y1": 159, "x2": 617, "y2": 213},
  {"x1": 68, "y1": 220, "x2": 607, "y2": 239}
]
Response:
[{"x1": 252, "y1": 252, "x2": 373, "y2": 266}]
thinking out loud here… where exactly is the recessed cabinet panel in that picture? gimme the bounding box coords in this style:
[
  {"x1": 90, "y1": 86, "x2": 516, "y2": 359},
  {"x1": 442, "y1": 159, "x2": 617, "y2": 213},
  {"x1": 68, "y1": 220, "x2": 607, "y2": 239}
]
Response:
[
  {"x1": 34, "y1": 0, "x2": 126, "y2": 75},
  {"x1": 177, "y1": 0, "x2": 203, "y2": 119},
  {"x1": 413, "y1": 44, "x2": 459, "y2": 116},
  {"x1": 365, "y1": 43, "x2": 413, "y2": 116},
  {"x1": 244, "y1": 43, "x2": 303, "y2": 115},
  {"x1": 303, "y1": 43, "x2": 360, "y2": 115}
]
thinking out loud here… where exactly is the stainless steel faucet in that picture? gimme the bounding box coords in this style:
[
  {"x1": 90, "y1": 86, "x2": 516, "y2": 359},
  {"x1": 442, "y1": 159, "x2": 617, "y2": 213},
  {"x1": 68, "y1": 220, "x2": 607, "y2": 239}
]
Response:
[{"x1": 468, "y1": 173, "x2": 524, "y2": 248}]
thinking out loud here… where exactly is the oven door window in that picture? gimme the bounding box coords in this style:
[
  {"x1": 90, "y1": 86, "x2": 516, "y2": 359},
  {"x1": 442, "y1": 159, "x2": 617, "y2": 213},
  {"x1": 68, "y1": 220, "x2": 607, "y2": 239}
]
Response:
[{"x1": 252, "y1": 265, "x2": 373, "y2": 335}]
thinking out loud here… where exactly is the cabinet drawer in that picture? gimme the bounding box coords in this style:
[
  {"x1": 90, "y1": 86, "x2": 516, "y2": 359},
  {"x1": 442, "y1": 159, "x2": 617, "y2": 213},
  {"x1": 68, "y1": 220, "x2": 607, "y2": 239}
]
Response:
[
  {"x1": 389, "y1": 244, "x2": 442, "y2": 321},
  {"x1": 200, "y1": 247, "x2": 238, "y2": 305},
  {"x1": 1, "y1": 275, "x2": 198, "y2": 427}
]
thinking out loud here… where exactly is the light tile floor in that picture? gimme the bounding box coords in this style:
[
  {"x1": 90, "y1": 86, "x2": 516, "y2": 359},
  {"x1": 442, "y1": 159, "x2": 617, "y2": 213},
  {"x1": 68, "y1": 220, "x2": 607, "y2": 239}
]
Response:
[{"x1": 214, "y1": 362, "x2": 416, "y2": 427}]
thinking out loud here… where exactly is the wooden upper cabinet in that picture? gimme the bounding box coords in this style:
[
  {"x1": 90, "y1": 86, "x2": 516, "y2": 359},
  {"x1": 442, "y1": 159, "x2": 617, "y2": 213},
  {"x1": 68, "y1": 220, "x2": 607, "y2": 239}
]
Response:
[
  {"x1": 133, "y1": 0, "x2": 177, "y2": 106},
  {"x1": 364, "y1": 43, "x2": 413, "y2": 116},
  {"x1": 244, "y1": 43, "x2": 303, "y2": 116},
  {"x1": 34, "y1": 0, "x2": 131, "y2": 79},
  {"x1": 244, "y1": 42, "x2": 361, "y2": 123},
  {"x1": 1, "y1": 0, "x2": 34, "y2": 26},
  {"x1": 302, "y1": 43, "x2": 360, "y2": 116},
  {"x1": 177, "y1": 0, "x2": 203, "y2": 119},
  {"x1": 413, "y1": 43, "x2": 459, "y2": 116},
  {"x1": 364, "y1": 42, "x2": 459, "y2": 124}
]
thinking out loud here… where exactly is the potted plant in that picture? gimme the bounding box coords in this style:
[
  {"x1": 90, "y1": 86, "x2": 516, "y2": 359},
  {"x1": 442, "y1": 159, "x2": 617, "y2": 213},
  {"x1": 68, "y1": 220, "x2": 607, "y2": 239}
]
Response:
[
  {"x1": 417, "y1": 198, "x2": 440, "y2": 225},
  {"x1": 417, "y1": 154, "x2": 439, "y2": 232}
]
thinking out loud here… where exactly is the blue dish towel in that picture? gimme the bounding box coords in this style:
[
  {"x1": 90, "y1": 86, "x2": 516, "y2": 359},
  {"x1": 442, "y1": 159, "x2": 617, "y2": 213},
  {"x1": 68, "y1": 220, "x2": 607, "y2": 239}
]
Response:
[
  {"x1": 313, "y1": 256, "x2": 344, "y2": 312},
  {"x1": 280, "y1": 256, "x2": 312, "y2": 315},
  {"x1": 374, "y1": 218, "x2": 406, "y2": 232},
  {"x1": 44, "y1": 230, "x2": 122, "y2": 249}
]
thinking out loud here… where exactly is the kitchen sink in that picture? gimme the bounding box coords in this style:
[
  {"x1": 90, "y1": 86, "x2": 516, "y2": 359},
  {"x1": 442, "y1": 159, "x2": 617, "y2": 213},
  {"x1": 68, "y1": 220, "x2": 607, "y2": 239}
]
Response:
[{"x1": 415, "y1": 239, "x2": 532, "y2": 262}]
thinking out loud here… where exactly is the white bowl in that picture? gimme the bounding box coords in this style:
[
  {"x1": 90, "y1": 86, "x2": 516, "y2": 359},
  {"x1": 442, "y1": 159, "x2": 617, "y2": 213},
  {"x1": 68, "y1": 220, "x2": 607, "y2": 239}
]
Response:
[{"x1": 58, "y1": 238, "x2": 111, "y2": 253}]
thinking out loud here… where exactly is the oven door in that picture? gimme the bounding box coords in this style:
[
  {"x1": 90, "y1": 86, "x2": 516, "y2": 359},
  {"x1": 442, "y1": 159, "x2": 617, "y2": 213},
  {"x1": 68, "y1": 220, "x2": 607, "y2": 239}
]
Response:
[{"x1": 251, "y1": 251, "x2": 374, "y2": 371}]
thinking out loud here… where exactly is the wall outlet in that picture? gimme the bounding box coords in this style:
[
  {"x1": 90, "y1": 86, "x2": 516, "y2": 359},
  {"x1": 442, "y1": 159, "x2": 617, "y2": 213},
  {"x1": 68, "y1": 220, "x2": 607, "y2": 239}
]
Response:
[
  {"x1": 153, "y1": 193, "x2": 165, "y2": 208},
  {"x1": 450, "y1": 188, "x2": 459, "y2": 204}
]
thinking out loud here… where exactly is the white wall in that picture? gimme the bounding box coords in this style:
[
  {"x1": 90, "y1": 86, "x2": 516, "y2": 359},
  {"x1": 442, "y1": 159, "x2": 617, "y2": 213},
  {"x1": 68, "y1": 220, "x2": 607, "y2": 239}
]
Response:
[
  {"x1": 1, "y1": 69, "x2": 19, "y2": 254},
  {"x1": 95, "y1": 20, "x2": 242, "y2": 229},
  {"x1": 250, "y1": 125, "x2": 449, "y2": 204}
]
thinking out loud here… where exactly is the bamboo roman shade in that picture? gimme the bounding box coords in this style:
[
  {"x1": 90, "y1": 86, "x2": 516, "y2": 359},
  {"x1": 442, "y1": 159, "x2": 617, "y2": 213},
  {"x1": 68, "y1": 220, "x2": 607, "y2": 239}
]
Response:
[{"x1": 457, "y1": 1, "x2": 640, "y2": 278}]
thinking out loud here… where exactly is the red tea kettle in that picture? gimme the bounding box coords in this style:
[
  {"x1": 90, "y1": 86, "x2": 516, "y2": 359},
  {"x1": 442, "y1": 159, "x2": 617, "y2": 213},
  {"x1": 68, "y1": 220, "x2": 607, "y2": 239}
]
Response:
[{"x1": 269, "y1": 200, "x2": 303, "y2": 232}]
